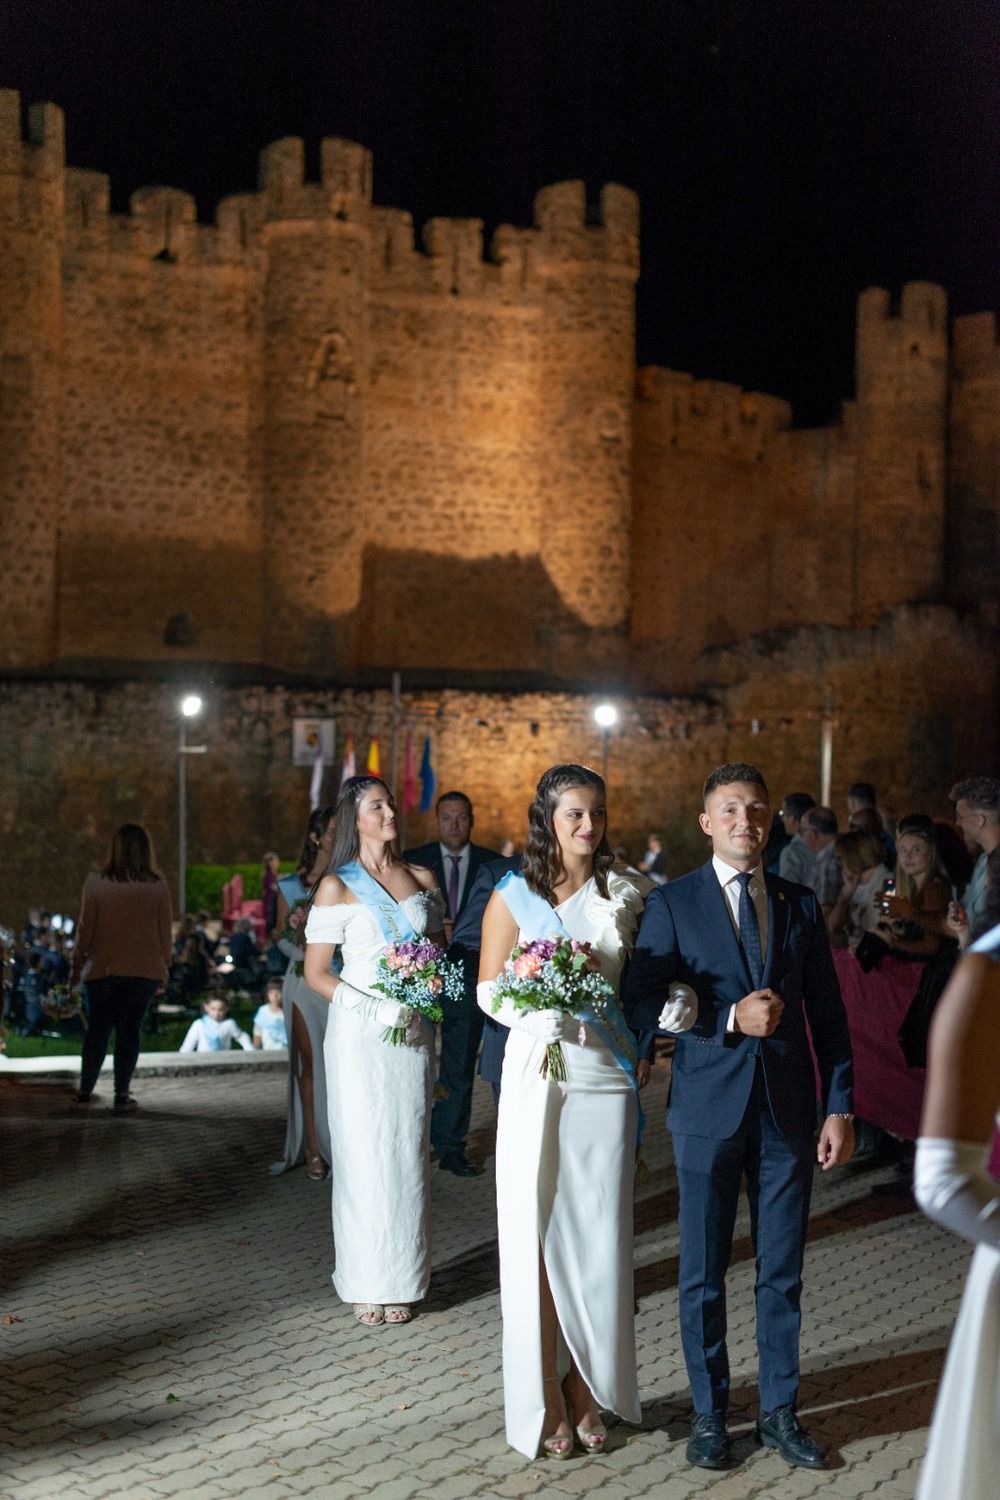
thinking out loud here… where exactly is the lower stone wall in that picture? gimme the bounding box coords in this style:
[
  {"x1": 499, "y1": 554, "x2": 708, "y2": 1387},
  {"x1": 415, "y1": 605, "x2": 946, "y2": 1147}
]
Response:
[{"x1": 1, "y1": 604, "x2": 996, "y2": 926}]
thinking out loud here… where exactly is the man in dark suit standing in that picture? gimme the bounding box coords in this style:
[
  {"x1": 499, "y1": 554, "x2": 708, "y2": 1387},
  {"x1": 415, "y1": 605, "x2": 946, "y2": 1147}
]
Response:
[
  {"x1": 625, "y1": 762, "x2": 854, "y2": 1472},
  {"x1": 405, "y1": 791, "x2": 502, "y2": 1176}
]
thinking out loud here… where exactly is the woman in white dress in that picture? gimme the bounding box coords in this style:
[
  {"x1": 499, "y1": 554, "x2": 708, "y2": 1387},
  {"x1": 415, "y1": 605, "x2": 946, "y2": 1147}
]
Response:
[
  {"x1": 914, "y1": 893, "x2": 1000, "y2": 1499},
  {"x1": 477, "y1": 764, "x2": 696, "y2": 1459},
  {"x1": 304, "y1": 776, "x2": 445, "y2": 1327},
  {"x1": 272, "y1": 804, "x2": 337, "y2": 1179}
]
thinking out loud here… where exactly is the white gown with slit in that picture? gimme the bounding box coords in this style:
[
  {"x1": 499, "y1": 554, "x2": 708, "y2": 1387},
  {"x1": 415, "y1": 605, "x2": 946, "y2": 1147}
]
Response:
[
  {"x1": 916, "y1": 1118, "x2": 1000, "y2": 1500},
  {"x1": 306, "y1": 891, "x2": 440, "y2": 1304},
  {"x1": 491, "y1": 873, "x2": 645, "y2": 1458}
]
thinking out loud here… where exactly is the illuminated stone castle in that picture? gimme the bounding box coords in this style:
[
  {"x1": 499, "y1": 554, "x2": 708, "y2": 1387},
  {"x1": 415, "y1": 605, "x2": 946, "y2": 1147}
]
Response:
[{"x1": 2, "y1": 91, "x2": 996, "y2": 692}]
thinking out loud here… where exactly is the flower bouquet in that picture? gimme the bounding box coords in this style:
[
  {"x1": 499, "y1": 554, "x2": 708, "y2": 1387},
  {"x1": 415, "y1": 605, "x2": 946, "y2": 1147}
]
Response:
[
  {"x1": 491, "y1": 935, "x2": 615, "y2": 1082},
  {"x1": 371, "y1": 940, "x2": 465, "y2": 1045},
  {"x1": 41, "y1": 984, "x2": 88, "y2": 1029},
  {"x1": 280, "y1": 899, "x2": 311, "y2": 975}
]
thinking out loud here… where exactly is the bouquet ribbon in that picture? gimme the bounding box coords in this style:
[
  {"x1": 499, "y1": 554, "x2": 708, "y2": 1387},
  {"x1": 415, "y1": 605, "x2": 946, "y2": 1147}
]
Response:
[
  {"x1": 495, "y1": 871, "x2": 640, "y2": 1092},
  {"x1": 335, "y1": 860, "x2": 419, "y2": 944}
]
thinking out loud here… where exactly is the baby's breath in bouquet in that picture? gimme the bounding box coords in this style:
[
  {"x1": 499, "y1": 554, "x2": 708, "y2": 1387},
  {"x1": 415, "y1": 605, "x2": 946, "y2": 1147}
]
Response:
[
  {"x1": 490, "y1": 935, "x2": 614, "y2": 1081},
  {"x1": 371, "y1": 940, "x2": 464, "y2": 1045}
]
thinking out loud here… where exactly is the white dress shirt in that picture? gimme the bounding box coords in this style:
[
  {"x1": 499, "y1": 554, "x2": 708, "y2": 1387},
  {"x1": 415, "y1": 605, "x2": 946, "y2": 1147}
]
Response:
[
  {"x1": 440, "y1": 842, "x2": 471, "y2": 915},
  {"x1": 712, "y1": 855, "x2": 768, "y2": 1032}
]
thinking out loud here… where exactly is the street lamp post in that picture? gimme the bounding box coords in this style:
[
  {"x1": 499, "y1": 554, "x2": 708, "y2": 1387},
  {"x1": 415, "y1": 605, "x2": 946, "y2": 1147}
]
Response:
[
  {"x1": 178, "y1": 694, "x2": 206, "y2": 917},
  {"x1": 593, "y1": 702, "x2": 618, "y2": 784}
]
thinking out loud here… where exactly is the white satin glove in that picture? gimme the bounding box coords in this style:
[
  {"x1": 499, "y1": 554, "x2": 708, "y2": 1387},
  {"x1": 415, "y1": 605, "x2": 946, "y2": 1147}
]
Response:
[
  {"x1": 914, "y1": 1137, "x2": 1000, "y2": 1249},
  {"x1": 335, "y1": 980, "x2": 411, "y2": 1032},
  {"x1": 658, "y1": 982, "x2": 698, "y2": 1033},
  {"x1": 476, "y1": 980, "x2": 565, "y2": 1043}
]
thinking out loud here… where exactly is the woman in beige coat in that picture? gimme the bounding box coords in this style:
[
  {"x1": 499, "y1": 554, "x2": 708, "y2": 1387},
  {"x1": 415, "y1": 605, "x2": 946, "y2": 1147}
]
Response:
[{"x1": 70, "y1": 823, "x2": 173, "y2": 1115}]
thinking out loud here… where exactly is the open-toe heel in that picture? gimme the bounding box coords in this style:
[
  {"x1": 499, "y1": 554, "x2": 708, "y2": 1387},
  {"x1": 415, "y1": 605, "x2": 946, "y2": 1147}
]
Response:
[
  {"x1": 305, "y1": 1152, "x2": 329, "y2": 1181},
  {"x1": 575, "y1": 1420, "x2": 608, "y2": 1455},
  {"x1": 541, "y1": 1375, "x2": 572, "y2": 1460},
  {"x1": 352, "y1": 1303, "x2": 384, "y2": 1326},
  {"x1": 542, "y1": 1432, "x2": 573, "y2": 1460}
]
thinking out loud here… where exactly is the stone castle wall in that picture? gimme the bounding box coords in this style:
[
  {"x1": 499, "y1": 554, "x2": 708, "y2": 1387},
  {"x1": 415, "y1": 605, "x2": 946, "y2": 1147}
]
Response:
[
  {"x1": 2, "y1": 603, "x2": 994, "y2": 925},
  {"x1": 2, "y1": 91, "x2": 998, "y2": 692}
]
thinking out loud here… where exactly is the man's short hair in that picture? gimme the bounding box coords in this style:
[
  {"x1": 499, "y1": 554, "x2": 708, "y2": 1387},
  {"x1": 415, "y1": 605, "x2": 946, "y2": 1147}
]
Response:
[
  {"x1": 802, "y1": 806, "x2": 838, "y2": 837},
  {"x1": 436, "y1": 790, "x2": 473, "y2": 817},
  {"x1": 848, "y1": 781, "x2": 877, "y2": 806},
  {"x1": 950, "y1": 777, "x2": 1000, "y2": 817},
  {"x1": 782, "y1": 792, "x2": 816, "y2": 821},
  {"x1": 703, "y1": 763, "x2": 769, "y2": 804}
]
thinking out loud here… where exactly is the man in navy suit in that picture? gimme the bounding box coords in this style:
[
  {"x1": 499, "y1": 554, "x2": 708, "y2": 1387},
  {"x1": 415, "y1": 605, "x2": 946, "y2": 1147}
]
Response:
[
  {"x1": 405, "y1": 791, "x2": 502, "y2": 1176},
  {"x1": 625, "y1": 762, "x2": 854, "y2": 1471}
]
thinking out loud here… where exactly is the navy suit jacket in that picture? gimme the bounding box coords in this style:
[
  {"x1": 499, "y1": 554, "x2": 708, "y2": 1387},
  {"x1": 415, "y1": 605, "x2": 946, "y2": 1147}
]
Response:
[
  {"x1": 624, "y1": 860, "x2": 853, "y2": 1139},
  {"x1": 403, "y1": 841, "x2": 501, "y2": 923}
]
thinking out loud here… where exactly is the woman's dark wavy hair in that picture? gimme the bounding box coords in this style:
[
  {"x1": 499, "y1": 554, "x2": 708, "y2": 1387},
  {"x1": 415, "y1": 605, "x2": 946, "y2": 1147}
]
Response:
[
  {"x1": 326, "y1": 776, "x2": 398, "y2": 872},
  {"x1": 102, "y1": 823, "x2": 160, "y2": 883},
  {"x1": 522, "y1": 764, "x2": 613, "y2": 902},
  {"x1": 295, "y1": 803, "x2": 336, "y2": 880}
]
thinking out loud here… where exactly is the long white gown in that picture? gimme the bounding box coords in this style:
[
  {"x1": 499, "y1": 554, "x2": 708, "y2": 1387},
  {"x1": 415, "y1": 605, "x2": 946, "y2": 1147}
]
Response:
[
  {"x1": 271, "y1": 873, "x2": 332, "y2": 1175},
  {"x1": 490, "y1": 872, "x2": 645, "y2": 1458},
  {"x1": 306, "y1": 890, "x2": 440, "y2": 1304},
  {"x1": 916, "y1": 1119, "x2": 1000, "y2": 1499}
]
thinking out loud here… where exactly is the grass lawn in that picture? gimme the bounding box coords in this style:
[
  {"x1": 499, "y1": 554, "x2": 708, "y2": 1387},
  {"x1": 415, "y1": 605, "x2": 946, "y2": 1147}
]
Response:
[{"x1": 3, "y1": 992, "x2": 262, "y2": 1059}]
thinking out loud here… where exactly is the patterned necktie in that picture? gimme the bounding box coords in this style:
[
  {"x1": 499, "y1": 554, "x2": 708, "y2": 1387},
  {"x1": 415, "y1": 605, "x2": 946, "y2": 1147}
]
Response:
[
  {"x1": 736, "y1": 871, "x2": 764, "y2": 989},
  {"x1": 447, "y1": 855, "x2": 461, "y2": 920}
]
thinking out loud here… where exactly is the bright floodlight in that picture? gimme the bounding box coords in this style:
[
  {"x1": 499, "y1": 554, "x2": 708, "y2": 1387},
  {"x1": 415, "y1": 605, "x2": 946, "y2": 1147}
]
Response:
[
  {"x1": 180, "y1": 694, "x2": 203, "y2": 718},
  {"x1": 594, "y1": 703, "x2": 618, "y2": 729}
]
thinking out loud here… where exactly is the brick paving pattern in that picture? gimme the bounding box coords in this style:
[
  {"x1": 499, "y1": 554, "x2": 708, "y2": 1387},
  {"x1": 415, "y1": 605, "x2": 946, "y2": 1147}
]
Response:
[{"x1": 1, "y1": 1060, "x2": 969, "y2": 1499}]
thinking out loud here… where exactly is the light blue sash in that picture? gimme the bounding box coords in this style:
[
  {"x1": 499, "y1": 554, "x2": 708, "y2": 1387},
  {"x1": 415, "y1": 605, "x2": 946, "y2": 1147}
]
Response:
[
  {"x1": 336, "y1": 860, "x2": 418, "y2": 945},
  {"x1": 495, "y1": 871, "x2": 639, "y2": 1086}
]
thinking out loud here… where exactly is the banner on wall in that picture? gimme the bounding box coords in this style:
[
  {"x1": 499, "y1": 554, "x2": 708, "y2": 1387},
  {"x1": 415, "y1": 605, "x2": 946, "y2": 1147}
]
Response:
[{"x1": 292, "y1": 718, "x2": 335, "y2": 768}]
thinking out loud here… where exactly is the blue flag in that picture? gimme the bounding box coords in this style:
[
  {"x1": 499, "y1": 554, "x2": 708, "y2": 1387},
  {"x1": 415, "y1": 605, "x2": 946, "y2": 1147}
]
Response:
[{"x1": 419, "y1": 735, "x2": 436, "y2": 813}]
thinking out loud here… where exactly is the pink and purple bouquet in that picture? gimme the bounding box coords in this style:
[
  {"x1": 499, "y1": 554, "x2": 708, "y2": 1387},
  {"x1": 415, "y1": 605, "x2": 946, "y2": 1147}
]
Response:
[
  {"x1": 491, "y1": 935, "x2": 615, "y2": 1082},
  {"x1": 372, "y1": 940, "x2": 465, "y2": 1045}
]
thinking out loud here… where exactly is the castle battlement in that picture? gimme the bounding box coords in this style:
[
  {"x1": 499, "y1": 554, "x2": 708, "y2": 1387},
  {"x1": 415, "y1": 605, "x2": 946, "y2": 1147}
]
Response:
[
  {"x1": 0, "y1": 90, "x2": 64, "y2": 179},
  {"x1": 953, "y1": 311, "x2": 999, "y2": 377},
  {"x1": 36, "y1": 96, "x2": 635, "y2": 294},
  {"x1": 635, "y1": 366, "x2": 793, "y2": 450}
]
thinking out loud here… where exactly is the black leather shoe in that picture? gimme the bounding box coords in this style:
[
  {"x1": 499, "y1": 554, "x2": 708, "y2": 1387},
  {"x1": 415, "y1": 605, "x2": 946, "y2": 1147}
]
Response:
[
  {"x1": 686, "y1": 1413, "x2": 731, "y2": 1469},
  {"x1": 756, "y1": 1405, "x2": 827, "y2": 1468},
  {"x1": 438, "y1": 1153, "x2": 482, "y2": 1177}
]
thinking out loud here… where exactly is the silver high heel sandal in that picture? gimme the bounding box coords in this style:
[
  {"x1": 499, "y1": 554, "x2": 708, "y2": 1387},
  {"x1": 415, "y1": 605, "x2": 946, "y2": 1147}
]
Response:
[{"x1": 541, "y1": 1376, "x2": 573, "y2": 1460}]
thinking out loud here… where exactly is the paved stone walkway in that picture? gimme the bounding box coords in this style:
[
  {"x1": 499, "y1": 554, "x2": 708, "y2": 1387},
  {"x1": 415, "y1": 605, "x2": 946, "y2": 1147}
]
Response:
[{"x1": 1, "y1": 1060, "x2": 969, "y2": 1500}]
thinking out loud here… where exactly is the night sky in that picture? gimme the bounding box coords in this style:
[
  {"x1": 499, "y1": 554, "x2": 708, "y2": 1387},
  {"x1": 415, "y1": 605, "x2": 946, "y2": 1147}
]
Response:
[{"x1": 4, "y1": 0, "x2": 998, "y2": 425}]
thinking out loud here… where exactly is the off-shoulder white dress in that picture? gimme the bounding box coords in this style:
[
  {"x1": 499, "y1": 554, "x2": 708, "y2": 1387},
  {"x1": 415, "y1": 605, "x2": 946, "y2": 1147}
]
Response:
[
  {"x1": 305, "y1": 890, "x2": 442, "y2": 1304},
  {"x1": 487, "y1": 872, "x2": 647, "y2": 1458}
]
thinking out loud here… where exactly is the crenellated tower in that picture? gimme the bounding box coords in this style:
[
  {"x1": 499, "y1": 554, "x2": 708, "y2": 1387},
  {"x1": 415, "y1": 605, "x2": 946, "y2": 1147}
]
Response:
[
  {"x1": 249, "y1": 136, "x2": 373, "y2": 674},
  {"x1": 853, "y1": 283, "x2": 949, "y2": 621},
  {"x1": 0, "y1": 92, "x2": 64, "y2": 668},
  {"x1": 532, "y1": 182, "x2": 639, "y2": 642}
]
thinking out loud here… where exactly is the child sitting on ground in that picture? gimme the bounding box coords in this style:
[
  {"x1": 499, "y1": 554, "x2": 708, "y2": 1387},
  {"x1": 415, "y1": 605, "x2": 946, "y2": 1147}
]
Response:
[
  {"x1": 253, "y1": 979, "x2": 288, "y2": 1050},
  {"x1": 179, "y1": 995, "x2": 254, "y2": 1053}
]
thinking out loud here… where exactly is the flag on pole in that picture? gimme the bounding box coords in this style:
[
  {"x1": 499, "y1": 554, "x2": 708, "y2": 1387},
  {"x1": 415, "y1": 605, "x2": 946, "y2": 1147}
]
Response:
[
  {"x1": 340, "y1": 731, "x2": 356, "y2": 787},
  {"x1": 309, "y1": 732, "x2": 325, "y2": 810},
  {"x1": 402, "y1": 731, "x2": 417, "y2": 814},
  {"x1": 366, "y1": 736, "x2": 381, "y2": 776},
  {"x1": 419, "y1": 735, "x2": 436, "y2": 813}
]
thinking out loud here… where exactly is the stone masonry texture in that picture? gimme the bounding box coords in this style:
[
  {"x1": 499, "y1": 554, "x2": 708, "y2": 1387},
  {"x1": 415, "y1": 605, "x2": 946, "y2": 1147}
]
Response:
[
  {"x1": 0, "y1": 90, "x2": 997, "y2": 686},
  {"x1": 0, "y1": 91, "x2": 997, "y2": 915}
]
